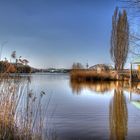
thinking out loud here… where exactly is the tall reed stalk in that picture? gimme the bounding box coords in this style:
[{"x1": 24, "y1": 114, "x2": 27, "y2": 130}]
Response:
[{"x1": 0, "y1": 76, "x2": 47, "y2": 140}]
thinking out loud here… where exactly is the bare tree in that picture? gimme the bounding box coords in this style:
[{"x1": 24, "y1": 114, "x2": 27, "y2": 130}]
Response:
[
  {"x1": 72, "y1": 62, "x2": 84, "y2": 70},
  {"x1": 110, "y1": 7, "x2": 129, "y2": 70},
  {"x1": 119, "y1": 0, "x2": 140, "y2": 12},
  {"x1": 119, "y1": 0, "x2": 140, "y2": 57}
]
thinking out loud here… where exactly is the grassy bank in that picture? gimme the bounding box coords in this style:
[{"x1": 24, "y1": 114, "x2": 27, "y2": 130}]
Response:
[{"x1": 70, "y1": 69, "x2": 130, "y2": 82}]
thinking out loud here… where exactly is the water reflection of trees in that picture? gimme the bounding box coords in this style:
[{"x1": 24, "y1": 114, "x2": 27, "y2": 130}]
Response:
[
  {"x1": 109, "y1": 89, "x2": 128, "y2": 140},
  {"x1": 70, "y1": 79, "x2": 116, "y2": 94},
  {"x1": 70, "y1": 79, "x2": 140, "y2": 95},
  {"x1": 70, "y1": 79, "x2": 130, "y2": 94}
]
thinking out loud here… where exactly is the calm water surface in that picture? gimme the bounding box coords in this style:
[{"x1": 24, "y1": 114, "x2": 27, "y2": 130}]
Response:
[{"x1": 29, "y1": 73, "x2": 140, "y2": 140}]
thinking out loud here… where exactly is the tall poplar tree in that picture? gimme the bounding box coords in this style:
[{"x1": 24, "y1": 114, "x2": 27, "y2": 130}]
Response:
[{"x1": 110, "y1": 7, "x2": 129, "y2": 70}]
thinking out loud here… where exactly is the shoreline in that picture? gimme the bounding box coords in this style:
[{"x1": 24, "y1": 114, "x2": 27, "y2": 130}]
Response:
[{"x1": 70, "y1": 69, "x2": 137, "y2": 82}]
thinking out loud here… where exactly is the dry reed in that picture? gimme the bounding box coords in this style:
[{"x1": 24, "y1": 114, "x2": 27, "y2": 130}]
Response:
[
  {"x1": 70, "y1": 70, "x2": 117, "y2": 82},
  {"x1": 0, "y1": 75, "x2": 56, "y2": 140}
]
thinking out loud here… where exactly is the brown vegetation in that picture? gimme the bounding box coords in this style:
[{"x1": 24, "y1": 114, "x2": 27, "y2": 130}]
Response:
[
  {"x1": 70, "y1": 69, "x2": 118, "y2": 82},
  {"x1": 0, "y1": 61, "x2": 31, "y2": 74},
  {"x1": 70, "y1": 68, "x2": 140, "y2": 83},
  {"x1": 0, "y1": 72, "x2": 58, "y2": 140},
  {"x1": 0, "y1": 77, "x2": 45, "y2": 140}
]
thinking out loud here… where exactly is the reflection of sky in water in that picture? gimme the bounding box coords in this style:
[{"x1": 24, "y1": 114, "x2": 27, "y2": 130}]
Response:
[{"x1": 28, "y1": 74, "x2": 140, "y2": 140}]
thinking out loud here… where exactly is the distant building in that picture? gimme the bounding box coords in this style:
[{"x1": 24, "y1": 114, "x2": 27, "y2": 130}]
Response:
[{"x1": 89, "y1": 64, "x2": 113, "y2": 73}]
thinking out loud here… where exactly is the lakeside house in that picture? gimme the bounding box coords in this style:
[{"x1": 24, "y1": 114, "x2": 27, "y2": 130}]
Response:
[{"x1": 89, "y1": 64, "x2": 113, "y2": 73}]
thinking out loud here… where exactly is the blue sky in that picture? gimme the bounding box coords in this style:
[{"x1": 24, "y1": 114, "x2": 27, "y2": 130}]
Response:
[{"x1": 0, "y1": 0, "x2": 119, "y2": 68}]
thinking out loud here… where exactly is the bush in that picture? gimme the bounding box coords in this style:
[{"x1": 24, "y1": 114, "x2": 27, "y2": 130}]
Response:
[
  {"x1": 0, "y1": 61, "x2": 16, "y2": 73},
  {"x1": 0, "y1": 61, "x2": 32, "y2": 74}
]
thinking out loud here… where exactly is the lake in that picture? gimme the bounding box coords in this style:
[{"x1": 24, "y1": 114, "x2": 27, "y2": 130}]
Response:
[{"x1": 26, "y1": 73, "x2": 140, "y2": 140}]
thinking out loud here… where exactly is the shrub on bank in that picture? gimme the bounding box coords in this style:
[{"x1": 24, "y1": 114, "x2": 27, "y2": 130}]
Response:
[
  {"x1": 0, "y1": 61, "x2": 32, "y2": 73},
  {"x1": 0, "y1": 61, "x2": 16, "y2": 73}
]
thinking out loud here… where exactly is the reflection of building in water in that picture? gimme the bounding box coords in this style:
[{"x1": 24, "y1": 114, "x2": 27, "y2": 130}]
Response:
[{"x1": 109, "y1": 89, "x2": 128, "y2": 140}]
